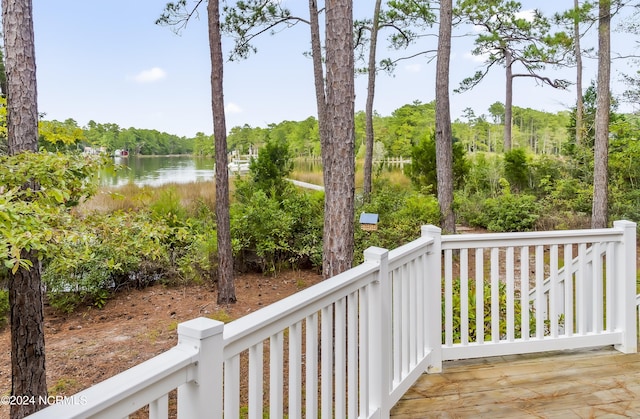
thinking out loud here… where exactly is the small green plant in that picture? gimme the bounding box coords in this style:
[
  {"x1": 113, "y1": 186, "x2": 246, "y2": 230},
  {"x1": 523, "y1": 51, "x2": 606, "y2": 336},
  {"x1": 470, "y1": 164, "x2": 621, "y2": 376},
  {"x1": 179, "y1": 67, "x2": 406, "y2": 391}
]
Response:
[
  {"x1": 209, "y1": 309, "x2": 234, "y2": 324},
  {"x1": 49, "y1": 377, "x2": 79, "y2": 396},
  {"x1": 144, "y1": 328, "x2": 161, "y2": 343}
]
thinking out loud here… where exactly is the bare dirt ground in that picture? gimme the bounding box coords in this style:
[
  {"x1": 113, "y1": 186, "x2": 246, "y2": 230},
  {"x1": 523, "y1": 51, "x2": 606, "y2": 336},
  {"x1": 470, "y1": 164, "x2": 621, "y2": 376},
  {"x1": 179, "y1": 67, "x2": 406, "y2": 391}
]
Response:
[{"x1": 0, "y1": 270, "x2": 323, "y2": 418}]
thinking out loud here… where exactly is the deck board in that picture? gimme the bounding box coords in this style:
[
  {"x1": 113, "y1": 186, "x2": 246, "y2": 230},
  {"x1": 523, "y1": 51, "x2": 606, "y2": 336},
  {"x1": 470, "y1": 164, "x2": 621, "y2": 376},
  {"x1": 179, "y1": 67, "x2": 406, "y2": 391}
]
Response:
[{"x1": 391, "y1": 346, "x2": 640, "y2": 418}]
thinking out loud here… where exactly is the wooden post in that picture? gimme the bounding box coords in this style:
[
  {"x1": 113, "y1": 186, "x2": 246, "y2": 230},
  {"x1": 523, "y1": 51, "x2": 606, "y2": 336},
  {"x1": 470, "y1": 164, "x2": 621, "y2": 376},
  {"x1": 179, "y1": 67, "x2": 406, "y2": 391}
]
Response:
[
  {"x1": 613, "y1": 220, "x2": 637, "y2": 354},
  {"x1": 177, "y1": 317, "x2": 225, "y2": 418},
  {"x1": 422, "y1": 225, "x2": 443, "y2": 373}
]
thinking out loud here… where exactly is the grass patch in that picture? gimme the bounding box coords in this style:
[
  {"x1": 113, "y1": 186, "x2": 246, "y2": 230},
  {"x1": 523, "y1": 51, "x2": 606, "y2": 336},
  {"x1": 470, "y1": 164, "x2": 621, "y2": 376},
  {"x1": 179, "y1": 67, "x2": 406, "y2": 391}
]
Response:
[
  {"x1": 209, "y1": 309, "x2": 235, "y2": 324},
  {"x1": 49, "y1": 377, "x2": 80, "y2": 396},
  {"x1": 77, "y1": 181, "x2": 218, "y2": 216}
]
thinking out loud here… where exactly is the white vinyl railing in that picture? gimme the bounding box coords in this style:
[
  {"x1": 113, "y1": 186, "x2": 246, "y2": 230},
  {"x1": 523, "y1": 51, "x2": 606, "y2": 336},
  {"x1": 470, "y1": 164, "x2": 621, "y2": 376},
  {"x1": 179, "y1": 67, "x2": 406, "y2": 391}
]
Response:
[
  {"x1": 440, "y1": 220, "x2": 637, "y2": 360},
  {"x1": 29, "y1": 221, "x2": 637, "y2": 419}
]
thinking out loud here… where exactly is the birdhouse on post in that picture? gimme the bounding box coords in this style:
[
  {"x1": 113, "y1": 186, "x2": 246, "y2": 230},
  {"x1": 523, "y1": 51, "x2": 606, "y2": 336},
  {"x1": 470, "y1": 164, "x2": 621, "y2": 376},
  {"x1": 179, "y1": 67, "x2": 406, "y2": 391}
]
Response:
[{"x1": 359, "y1": 212, "x2": 379, "y2": 231}]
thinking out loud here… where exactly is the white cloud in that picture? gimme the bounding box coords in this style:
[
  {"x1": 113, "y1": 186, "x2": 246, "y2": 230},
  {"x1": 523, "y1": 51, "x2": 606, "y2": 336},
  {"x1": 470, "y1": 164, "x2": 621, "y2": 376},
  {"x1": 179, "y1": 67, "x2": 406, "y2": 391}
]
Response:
[
  {"x1": 405, "y1": 64, "x2": 422, "y2": 73},
  {"x1": 515, "y1": 10, "x2": 536, "y2": 22},
  {"x1": 226, "y1": 102, "x2": 243, "y2": 114},
  {"x1": 133, "y1": 67, "x2": 167, "y2": 83},
  {"x1": 464, "y1": 51, "x2": 489, "y2": 63}
]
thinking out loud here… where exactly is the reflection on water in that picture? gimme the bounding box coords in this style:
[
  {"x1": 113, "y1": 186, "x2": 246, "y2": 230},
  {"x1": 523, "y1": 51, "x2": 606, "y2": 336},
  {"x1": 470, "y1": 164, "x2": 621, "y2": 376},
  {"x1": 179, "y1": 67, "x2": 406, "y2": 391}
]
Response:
[
  {"x1": 100, "y1": 156, "x2": 404, "y2": 188},
  {"x1": 101, "y1": 156, "x2": 216, "y2": 187}
]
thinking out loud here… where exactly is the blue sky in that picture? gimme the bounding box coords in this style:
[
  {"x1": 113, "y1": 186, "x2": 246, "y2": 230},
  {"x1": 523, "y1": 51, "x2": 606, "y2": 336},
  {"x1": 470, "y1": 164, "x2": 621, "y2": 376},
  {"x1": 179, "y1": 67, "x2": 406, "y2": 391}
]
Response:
[{"x1": 31, "y1": 1, "x2": 637, "y2": 138}]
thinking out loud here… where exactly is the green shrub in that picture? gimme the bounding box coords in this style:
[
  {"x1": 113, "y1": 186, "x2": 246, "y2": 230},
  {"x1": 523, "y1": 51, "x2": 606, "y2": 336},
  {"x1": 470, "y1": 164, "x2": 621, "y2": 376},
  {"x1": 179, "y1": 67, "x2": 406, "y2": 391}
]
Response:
[
  {"x1": 463, "y1": 152, "x2": 502, "y2": 195},
  {"x1": 354, "y1": 183, "x2": 440, "y2": 263},
  {"x1": 150, "y1": 187, "x2": 187, "y2": 224},
  {"x1": 481, "y1": 180, "x2": 540, "y2": 232},
  {"x1": 248, "y1": 136, "x2": 293, "y2": 200},
  {"x1": 231, "y1": 187, "x2": 324, "y2": 273},
  {"x1": 454, "y1": 191, "x2": 488, "y2": 228},
  {"x1": 503, "y1": 148, "x2": 530, "y2": 192},
  {"x1": 43, "y1": 211, "x2": 175, "y2": 312}
]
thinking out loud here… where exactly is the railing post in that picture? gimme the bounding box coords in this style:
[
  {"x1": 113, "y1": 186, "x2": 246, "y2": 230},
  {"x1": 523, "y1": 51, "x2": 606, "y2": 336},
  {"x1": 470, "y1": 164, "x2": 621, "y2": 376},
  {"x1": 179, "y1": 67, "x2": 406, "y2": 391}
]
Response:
[
  {"x1": 176, "y1": 317, "x2": 225, "y2": 418},
  {"x1": 364, "y1": 246, "x2": 390, "y2": 418},
  {"x1": 613, "y1": 220, "x2": 637, "y2": 353},
  {"x1": 422, "y1": 225, "x2": 442, "y2": 373}
]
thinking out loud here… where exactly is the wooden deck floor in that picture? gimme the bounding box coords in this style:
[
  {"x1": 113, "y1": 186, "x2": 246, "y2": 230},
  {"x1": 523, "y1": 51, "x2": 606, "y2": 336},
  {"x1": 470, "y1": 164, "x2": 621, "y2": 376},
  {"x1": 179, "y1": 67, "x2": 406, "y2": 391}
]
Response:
[{"x1": 391, "y1": 346, "x2": 640, "y2": 418}]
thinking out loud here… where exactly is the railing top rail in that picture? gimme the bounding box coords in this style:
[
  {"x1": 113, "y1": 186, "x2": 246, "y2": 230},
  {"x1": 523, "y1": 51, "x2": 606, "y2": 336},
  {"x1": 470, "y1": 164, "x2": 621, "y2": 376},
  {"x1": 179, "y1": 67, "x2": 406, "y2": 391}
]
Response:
[
  {"x1": 223, "y1": 261, "x2": 379, "y2": 356},
  {"x1": 388, "y1": 235, "x2": 435, "y2": 270},
  {"x1": 441, "y1": 226, "x2": 625, "y2": 250},
  {"x1": 28, "y1": 344, "x2": 198, "y2": 419}
]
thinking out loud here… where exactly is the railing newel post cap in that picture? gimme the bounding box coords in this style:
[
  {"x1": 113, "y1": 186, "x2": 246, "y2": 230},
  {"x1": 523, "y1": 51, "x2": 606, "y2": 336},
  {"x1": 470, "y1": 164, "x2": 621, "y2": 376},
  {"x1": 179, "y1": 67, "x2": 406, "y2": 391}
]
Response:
[
  {"x1": 421, "y1": 225, "x2": 441, "y2": 236},
  {"x1": 178, "y1": 317, "x2": 224, "y2": 340},
  {"x1": 363, "y1": 246, "x2": 388, "y2": 262},
  {"x1": 613, "y1": 219, "x2": 637, "y2": 229}
]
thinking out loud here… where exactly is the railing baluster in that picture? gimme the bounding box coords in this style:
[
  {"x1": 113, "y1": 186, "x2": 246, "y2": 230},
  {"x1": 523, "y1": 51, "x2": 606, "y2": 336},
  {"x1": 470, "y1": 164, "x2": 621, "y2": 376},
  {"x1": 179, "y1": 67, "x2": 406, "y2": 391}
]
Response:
[
  {"x1": 460, "y1": 249, "x2": 469, "y2": 346},
  {"x1": 416, "y1": 254, "x2": 425, "y2": 358},
  {"x1": 149, "y1": 394, "x2": 168, "y2": 419},
  {"x1": 305, "y1": 313, "x2": 318, "y2": 419},
  {"x1": 248, "y1": 343, "x2": 263, "y2": 419},
  {"x1": 520, "y1": 246, "x2": 529, "y2": 340},
  {"x1": 288, "y1": 322, "x2": 302, "y2": 419},
  {"x1": 270, "y1": 332, "x2": 284, "y2": 419},
  {"x1": 491, "y1": 247, "x2": 500, "y2": 343},
  {"x1": 347, "y1": 292, "x2": 358, "y2": 418},
  {"x1": 445, "y1": 249, "x2": 453, "y2": 346},
  {"x1": 550, "y1": 244, "x2": 559, "y2": 338},
  {"x1": 224, "y1": 355, "x2": 241, "y2": 419},
  {"x1": 475, "y1": 248, "x2": 484, "y2": 344},
  {"x1": 564, "y1": 244, "x2": 573, "y2": 337},
  {"x1": 401, "y1": 262, "x2": 410, "y2": 373},
  {"x1": 606, "y1": 242, "x2": 614, "y2": 332},
  {"x1": 321, "y1": 305, "x2": 333, "y2": 418},
  {"x1": 592, "y1": 242, "x2": 603, "y2": 333},
  {"x1": 535, "y1": 245, "x2": 545, "y2": 339},
  {"x1": 359, "y1": 285, "x2": 370, "y2": 417},
  {"x1": 392, "y1": 267, "x2": 402, "y2": 382},
  {"x1": 409, "y1": 258, "x2": 417, "y2": 366},
  {"x1": 578, "y1": 243, "x2": 588, "y2": 334},
  {"x1": 506, "y1": 247, "x2": 515, "y2": 342},
  {"x1": 334, "y1": 297, "x2": 347, "y2": 419}
]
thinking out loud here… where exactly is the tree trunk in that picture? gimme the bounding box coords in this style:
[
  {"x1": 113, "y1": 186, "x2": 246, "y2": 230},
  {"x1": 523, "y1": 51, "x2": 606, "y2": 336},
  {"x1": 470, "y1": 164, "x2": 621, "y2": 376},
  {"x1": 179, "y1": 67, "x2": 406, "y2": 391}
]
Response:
[
  {"x1": 322, "y1": 0, "x2": 355, "y2": 279},
  {"x1": 592, "y1": 0, "x2": 610, "y2": 229},
  {"x1": 574, "y1": 0, "x2": 584, "y2": 145},
  {"x1": 2, "y1": 0, "x2": 48, "y2": 416},
  {"x1": 504, "y1": 48, "x2": 513, "y2": 151},
  {"x1": 208, "y1": 0, "x2": 236, "y2": 304},
  {"x1": 363, "y1": 0, "x2": 382, "y2": 200},
  {"x1": 308, "y1": 0, "x2": 329, "y2": 170},
  {"x1": 435, "y1": 0, "x2": 455, "y2": 234}
]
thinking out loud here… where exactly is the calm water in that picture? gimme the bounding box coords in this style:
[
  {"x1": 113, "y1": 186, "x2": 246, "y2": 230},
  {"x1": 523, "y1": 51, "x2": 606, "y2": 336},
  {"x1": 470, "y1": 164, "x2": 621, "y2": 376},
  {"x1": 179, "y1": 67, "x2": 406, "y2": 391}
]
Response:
[
  {"x1": 101, "y1": 156, "x2": 216, "y2": 187},
  {"x1": 100, "y1": 156, "x2": 399, "y2": 188}
]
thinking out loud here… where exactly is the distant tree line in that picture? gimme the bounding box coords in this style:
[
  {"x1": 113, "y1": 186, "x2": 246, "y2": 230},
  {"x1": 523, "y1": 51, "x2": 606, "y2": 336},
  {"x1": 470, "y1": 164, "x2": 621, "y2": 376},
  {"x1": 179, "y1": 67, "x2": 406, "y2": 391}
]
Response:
[
  {"x1": 10, "y1": 98, "x2": 592, "y2": 160},
  {"x1": 224, "y1": 100, "x2": 635, "y2": 160},
  {"x1": 33, "y1": 118, "x2": 197, "y2": 156}
]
